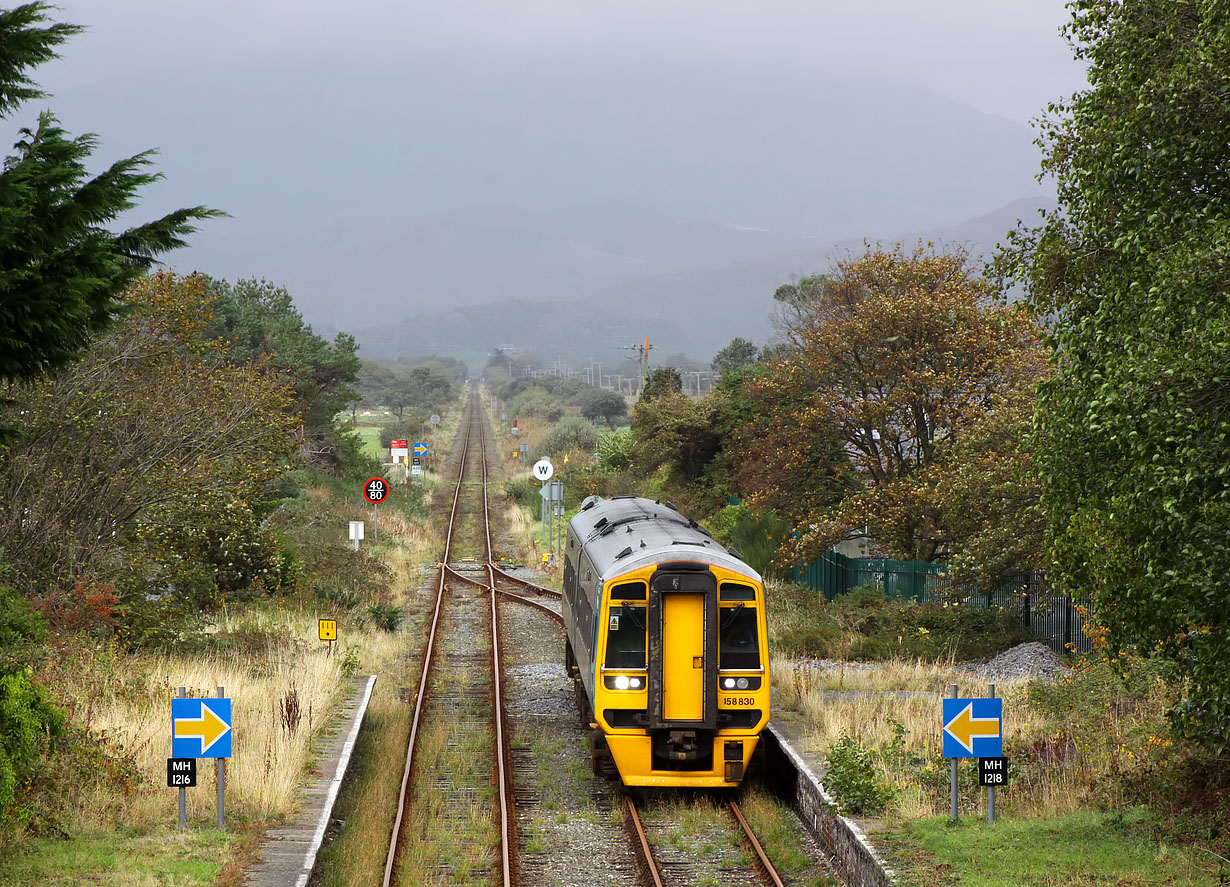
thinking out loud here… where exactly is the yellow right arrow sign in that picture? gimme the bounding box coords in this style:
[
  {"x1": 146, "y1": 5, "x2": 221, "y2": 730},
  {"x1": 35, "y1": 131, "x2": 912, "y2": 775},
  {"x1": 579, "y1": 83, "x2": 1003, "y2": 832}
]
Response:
[{"x1": 174, "y1": 702, "x2": 231, "y2": 754}]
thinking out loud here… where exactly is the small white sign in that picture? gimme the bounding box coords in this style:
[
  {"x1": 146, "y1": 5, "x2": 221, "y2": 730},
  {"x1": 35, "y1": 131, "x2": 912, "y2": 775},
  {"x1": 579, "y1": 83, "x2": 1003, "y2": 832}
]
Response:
[
  {"x1": 411, "y1": 464, "x2": 423, "y2": 476},
  {"x1": 430, "y1": 414, "x2": 441, "y2": 425},
  {"x1": 533, "y1": 458, "x2": 554, "y2": 481},
  {"x1": 348, "y1": 521, "x2": 365, "y2": 541}
]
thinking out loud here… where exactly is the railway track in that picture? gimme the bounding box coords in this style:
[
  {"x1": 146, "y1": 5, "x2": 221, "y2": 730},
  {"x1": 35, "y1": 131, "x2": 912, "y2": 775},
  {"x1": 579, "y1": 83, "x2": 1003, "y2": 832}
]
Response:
[{"x1": 382, "y1": 389, "x2": 827, "y2": 887}]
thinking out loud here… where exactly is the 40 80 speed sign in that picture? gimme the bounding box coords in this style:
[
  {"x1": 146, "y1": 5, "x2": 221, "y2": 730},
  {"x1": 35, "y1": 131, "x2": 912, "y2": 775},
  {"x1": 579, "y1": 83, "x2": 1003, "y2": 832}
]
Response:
[{"x1": 363, "y1": 477, "x2": 389, "y2": 503}]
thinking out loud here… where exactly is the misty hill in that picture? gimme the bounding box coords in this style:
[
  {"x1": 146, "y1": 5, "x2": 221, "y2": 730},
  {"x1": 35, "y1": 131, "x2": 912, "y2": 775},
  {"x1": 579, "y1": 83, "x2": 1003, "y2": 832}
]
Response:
[
  {"x1": 353, "y1": 197, "x2": 1055, "y2": 365},
  {"x1": 46, "y1": 53, "x2": 1044, "y2": 330}
]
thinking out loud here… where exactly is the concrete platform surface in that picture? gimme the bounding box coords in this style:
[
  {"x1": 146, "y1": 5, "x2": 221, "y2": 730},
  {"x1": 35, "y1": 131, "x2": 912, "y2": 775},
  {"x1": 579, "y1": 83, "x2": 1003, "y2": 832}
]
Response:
[{"x1": 243, "y1": 674, "x2": 377, "y2": 887}]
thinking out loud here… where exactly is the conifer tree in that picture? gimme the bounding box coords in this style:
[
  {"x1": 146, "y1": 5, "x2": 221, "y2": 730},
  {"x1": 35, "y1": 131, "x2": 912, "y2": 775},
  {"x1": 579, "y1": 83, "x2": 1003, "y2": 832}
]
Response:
[{"x1": 0, "y1": 2, "x2": 220, "y2": 383}]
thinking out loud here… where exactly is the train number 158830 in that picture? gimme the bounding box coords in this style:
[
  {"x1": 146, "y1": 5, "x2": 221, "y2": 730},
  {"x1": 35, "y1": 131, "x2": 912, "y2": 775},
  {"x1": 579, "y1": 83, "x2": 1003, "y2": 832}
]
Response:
[{"x1": 721, "y1": 695, "x2": 756, "y2": 706}]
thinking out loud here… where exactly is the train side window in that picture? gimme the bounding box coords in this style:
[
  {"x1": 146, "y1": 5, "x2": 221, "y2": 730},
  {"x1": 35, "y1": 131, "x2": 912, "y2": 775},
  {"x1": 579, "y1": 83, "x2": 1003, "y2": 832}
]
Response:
[
  {"x1": 604, "y1": 604, "x2": 647, "y2": 668},
  {"x1": 611, "y1": 582, "x2": 647, "y2": 601},
  {"x1": 719, "y1": 605, "x2": 760, "y2": 670},
  {"x1": 720, "y1": 583, "x2": 756, "y2": 602}
]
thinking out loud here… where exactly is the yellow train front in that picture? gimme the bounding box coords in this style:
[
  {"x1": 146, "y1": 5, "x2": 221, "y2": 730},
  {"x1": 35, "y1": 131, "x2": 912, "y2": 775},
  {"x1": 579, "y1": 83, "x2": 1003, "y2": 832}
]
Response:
[{"x1": 562, "y1": 495, "x2": 770, "y2": 788}]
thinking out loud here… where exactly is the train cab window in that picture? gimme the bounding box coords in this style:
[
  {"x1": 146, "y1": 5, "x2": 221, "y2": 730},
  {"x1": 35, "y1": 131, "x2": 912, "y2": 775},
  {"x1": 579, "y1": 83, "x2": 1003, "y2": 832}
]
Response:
[
  {"x1": 604, "y1": 603, "x2": 647, "y2": 669},
  {"x1": 611, "y1": 582, "x2": 647, "y2": 601},
  {"x1": 719, "y1": 604, "x2": 761, "y2": 670},
  {"x1": 720, "y1": 583, "x2": 757, "y2": 602}
]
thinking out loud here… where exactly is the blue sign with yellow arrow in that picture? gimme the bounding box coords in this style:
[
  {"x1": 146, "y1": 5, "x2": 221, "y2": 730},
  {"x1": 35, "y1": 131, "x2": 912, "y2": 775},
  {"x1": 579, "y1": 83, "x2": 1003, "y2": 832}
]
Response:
[
  {"x1": 942, "y1": 697, "x2": 1002, "y2": 758},
  {"x1": 412, "y1": 442, "x2": 428, "y2": 456},
  {"x1": 171, "y1": 698, "x2": 232, "y2": 758}
]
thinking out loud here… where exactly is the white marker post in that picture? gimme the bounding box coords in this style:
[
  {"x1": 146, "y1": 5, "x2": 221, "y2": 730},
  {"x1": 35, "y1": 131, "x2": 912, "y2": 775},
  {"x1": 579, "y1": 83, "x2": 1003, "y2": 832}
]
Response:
[{"x1": 349, "y1": 521, "x2": 364, "y2": 551}]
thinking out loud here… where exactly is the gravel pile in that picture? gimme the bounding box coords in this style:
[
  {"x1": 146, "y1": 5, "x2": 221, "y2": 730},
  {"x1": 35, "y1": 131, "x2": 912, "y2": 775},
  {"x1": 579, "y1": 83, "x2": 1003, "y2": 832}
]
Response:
[{"x1": 965, "y1": 641, "x2": 1069, "y2": 682}]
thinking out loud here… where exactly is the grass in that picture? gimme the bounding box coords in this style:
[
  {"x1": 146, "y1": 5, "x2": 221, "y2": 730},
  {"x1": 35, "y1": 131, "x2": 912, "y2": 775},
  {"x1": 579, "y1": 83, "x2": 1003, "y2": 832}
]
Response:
[
  {"x1": 769, "y1": 605, "x2": 1230, "y2": 885},
  {"x1": 0, "y1": 829, "x2": 243, "y2": 887},
  {"x1": 882, "y1": 809, "x2": 1227, "y2": 887},
  {"x1": 0, "y1": 456, "x2": 435, "y2": 885},
  {"x1": 27, "y1": 609, "x2": 354, "y2": 835},
  {"x1": 738, "y1": 790, "x2": 840, "y2": 886}
]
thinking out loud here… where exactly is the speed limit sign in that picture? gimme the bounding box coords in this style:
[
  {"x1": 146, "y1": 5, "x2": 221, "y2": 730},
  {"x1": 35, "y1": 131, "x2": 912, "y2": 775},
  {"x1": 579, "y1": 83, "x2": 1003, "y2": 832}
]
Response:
[{"x1": 363, "y1": 477, "x2": 389, "y2": 503}]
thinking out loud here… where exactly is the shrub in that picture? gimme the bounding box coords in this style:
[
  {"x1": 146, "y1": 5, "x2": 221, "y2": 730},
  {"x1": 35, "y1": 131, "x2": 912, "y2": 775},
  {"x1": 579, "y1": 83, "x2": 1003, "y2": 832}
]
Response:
[
  {"x1": 595, "y1": 428, "x2": 635, "y2": 472},
  {"x1": 366, "y1": 603, "x2": 401, "y2": 632},
  {"x1": 536, "y1": 417, "x2": 599, "y2": 459},
  {"x1": 0, "y1": 672, "x2": 65, "y2": 822},
  {"x1": 824, "y1": 734, "x2": 894, "y2": 815}
]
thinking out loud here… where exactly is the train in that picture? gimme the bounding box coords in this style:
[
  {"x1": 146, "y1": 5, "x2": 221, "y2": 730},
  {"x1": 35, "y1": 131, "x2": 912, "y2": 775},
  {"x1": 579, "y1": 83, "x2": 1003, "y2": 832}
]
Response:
[{"x1": 562, "y1": 495, "x2": 770, "y2": 788}]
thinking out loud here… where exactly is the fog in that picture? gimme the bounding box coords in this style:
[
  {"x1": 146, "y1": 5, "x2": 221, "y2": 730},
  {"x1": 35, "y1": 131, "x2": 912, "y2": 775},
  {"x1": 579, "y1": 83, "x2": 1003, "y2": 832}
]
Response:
[{"x1": 13, "y1": 2, "x2": 1088, "y2": 357}]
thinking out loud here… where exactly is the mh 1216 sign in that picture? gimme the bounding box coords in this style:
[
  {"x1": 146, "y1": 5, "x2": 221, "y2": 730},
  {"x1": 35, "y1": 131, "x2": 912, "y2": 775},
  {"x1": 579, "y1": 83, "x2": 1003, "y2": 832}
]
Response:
[{"x1": 364, "y1": 477, "x2": 389, "y2": 503}]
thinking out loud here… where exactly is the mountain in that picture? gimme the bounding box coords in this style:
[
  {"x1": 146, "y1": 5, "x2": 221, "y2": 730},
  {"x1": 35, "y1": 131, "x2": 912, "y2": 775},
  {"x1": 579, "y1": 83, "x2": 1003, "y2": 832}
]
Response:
[
  {"x1": 46, "y1": 53, "x2": 1044, "y2": 329},
  {"x1": 351, "y1": 197, "x2": 1056, "y2": 365}
]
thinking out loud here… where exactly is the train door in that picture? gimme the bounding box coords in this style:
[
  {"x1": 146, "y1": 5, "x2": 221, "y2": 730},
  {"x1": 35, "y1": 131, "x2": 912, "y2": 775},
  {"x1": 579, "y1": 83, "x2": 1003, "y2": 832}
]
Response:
[{"x1": 647, "y1": 563, "x2": 717, "y2": 733}]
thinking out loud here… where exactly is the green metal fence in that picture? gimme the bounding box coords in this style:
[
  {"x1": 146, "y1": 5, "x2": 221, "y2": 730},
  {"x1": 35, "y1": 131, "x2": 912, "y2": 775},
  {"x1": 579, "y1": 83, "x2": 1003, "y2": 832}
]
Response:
[
  {"x1": 795, "y1": 550, "x2": 945, "y2": 601},
  {"x1": 793, "y1": 554, "x2": 1094, "y2": 655}
]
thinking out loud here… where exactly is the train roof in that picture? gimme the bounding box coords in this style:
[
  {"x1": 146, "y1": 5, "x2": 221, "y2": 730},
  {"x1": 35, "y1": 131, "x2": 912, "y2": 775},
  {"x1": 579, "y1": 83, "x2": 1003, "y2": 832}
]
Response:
[{"x1": 568, "y1": 496, "x2": 762, "y2": 584}]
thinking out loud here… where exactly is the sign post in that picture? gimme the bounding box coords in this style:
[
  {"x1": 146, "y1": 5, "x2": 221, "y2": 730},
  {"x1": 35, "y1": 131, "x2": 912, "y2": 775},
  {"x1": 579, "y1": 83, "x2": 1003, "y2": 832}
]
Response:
[
  {"x1": 175, "y1": 685, "x2": 188, "y2": 831},
  {"x1": 215, "y1": 687, "x2": 226, "y2": 830},
  {"x1": 364, "y1": 477, "x2": 388, "y2": 540},
  {"x1": 430, "y1": 415, "x2": 440, "y2": 466},
  {"x1": 171, "y1": 690, "x2": 232, "y2": 830},
  {"x1": 534, "y1": 459, "x2": 554, "y2": 561},
  {"x1": 984, "y1": 684, "x2": 993, "y2": 821},
  {"x1": 942, "y1": 686, "x2": 1004, "y2": 823},
  {"x1": 319, "y1": 618, "x2": 338, "y2": 656}
]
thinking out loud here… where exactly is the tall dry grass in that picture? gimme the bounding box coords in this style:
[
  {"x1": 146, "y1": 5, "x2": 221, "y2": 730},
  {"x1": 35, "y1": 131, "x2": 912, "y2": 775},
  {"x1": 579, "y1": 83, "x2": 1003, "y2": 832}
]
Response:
[
  {"x1": 771, "y1": 654, "x2": 1171, "y2": 822},
  {"x1": 50, "y1": 608, "x2": 404, "y2": 832}
]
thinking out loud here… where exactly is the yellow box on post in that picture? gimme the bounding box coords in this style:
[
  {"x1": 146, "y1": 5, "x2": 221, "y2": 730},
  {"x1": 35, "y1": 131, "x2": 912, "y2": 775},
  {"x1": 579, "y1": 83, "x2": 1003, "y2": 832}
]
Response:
[{"x1": 319, "y1": 618, "x2": 337, "y2": 641}]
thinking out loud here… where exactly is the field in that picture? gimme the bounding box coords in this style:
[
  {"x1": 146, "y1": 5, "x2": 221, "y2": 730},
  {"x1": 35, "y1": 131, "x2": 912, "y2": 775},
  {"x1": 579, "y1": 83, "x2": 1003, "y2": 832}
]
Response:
[{"x1": 766, "y1": 582, "x2": 1229, "y2": 885}]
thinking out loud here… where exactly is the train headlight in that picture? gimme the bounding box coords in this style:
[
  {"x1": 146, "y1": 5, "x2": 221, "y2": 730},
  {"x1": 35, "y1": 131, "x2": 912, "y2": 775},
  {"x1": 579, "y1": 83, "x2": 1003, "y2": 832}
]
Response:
[
  {"x1": 614, "y1": 675, "x2": 630, "y2": 690},
  {"x1": 736, "y1": 677, "x2": 750, "y2": 690},
  {"x1": 723, "y1": 677, "x2": 736, "y2": 689},
  {"x1": 629, "y1": 677, "x2": 642, "y2": 689}
]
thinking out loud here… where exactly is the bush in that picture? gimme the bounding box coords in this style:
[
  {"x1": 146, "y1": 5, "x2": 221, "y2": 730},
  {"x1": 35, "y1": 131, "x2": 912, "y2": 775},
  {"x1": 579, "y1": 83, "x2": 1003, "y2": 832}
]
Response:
[
  {"x1": 704, "y1": 505, "x2": 791, "y2": 578},
  {"x1": 536, "y1": 417, "x2": 599, "y2": 459},
  {"x1": 824, "y1": 734, "x2": 894, "y2": 815},
  {"x1": 366, "y1": 603, "x2": 401, "y2": 632},
  {"x1": 505, "y1": 477, "x2": 540, "y2": 510},
  {"x1": 766, "y1": 581, "x2": 1030, "y2": 661},
  {"x1": 595, "y1": 428, "x2": 635, "y2": 472},
  {"x1": 0, "y1": 672, "x2": 64, "y2": 822}
]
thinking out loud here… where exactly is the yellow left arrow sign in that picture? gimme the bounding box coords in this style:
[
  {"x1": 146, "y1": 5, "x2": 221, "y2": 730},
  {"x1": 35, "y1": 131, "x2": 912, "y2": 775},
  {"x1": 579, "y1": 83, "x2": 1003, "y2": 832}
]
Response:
[
  {"x1": 174, "y1": 702, "x2": 230, "y2": 754},
  {"x1": 943, "y1": 702, "x2": 999, "y2": 755}
]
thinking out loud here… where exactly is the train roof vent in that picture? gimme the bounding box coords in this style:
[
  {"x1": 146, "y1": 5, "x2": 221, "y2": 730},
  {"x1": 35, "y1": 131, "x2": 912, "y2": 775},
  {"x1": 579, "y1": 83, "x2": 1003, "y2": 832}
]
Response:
[
  {"x1": 581, "y1": 496, "x2": 601, "y2": 511},
  {"x1": 594, "y1": 517, "x2": 609, "y2": 531},
  {"x1": 615, "y1": 546, "x2": 633, "y2": 560},
  {"x1": 727, "y1": 547, "x2": 743, "y2": 559}
]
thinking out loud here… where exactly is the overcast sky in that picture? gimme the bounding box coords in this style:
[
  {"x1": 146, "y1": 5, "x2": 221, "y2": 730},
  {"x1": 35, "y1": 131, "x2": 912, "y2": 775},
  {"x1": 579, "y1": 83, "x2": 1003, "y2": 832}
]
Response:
[
  {"x1": 12, "y1": 1, "x2": 1092, "y2": 337},
  {"x1": 41, "y1": 1, "x2": 1085, "y2": 125}
]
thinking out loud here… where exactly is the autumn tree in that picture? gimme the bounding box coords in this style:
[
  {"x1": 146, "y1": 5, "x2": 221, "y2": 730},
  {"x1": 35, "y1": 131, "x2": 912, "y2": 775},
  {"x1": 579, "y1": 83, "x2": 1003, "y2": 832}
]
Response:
[
  {"x1": 765, "y1": 245, "x2": 1048, "y2": 568},
  {"x1": 0, "y1": 3, "x2": 218, "y2": 390},
  {"x1": 996, "y1": 1, "x2": 1230, "y2": 750},
  {"x1": 0, "y1": 273, "x2": 297, "y2": 629}
]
